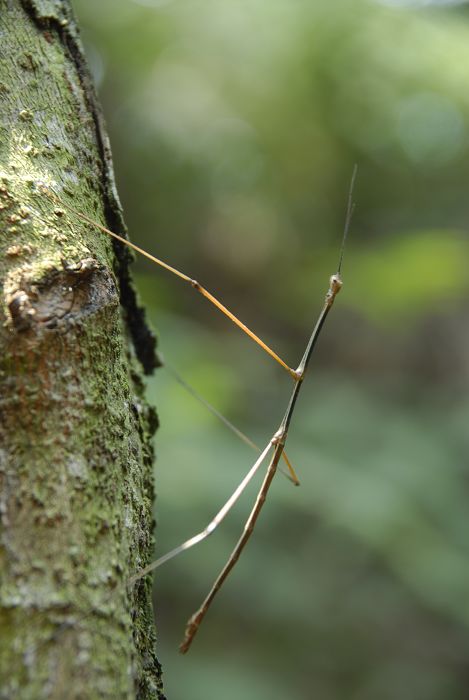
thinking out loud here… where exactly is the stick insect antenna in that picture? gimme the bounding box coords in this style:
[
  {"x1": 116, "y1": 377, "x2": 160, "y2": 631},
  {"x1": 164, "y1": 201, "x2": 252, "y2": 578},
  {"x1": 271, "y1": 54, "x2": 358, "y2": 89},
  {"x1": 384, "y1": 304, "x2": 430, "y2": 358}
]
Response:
[{"x1": 337, "y1": 163, "x2": 357, "y2": 277}]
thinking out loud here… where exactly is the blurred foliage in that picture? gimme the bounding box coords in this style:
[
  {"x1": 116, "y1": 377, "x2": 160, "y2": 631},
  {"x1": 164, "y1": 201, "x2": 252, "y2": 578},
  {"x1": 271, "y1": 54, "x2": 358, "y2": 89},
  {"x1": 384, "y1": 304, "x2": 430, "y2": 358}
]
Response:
[{"x1": 74, "y1": 0, "x2": 469, "y2": 698}]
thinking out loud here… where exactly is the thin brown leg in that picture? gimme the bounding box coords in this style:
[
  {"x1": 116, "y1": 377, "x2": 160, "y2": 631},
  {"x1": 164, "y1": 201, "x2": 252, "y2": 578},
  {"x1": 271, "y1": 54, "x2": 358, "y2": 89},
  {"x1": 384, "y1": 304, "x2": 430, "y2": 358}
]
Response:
[
  {"x1": 40, "y1": 185, "x2": 297, "y2": 379},
  {"x1": 179, "y1": 438, "x2": 285, "y2": 653}
]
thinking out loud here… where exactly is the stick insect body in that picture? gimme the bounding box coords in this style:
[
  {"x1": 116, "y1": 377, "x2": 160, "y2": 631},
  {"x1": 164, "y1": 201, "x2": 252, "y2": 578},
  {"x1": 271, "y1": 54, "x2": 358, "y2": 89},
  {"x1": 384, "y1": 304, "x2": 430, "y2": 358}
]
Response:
[{"x1": 40, "y1": 165, "x2": 356, "y2": 652}]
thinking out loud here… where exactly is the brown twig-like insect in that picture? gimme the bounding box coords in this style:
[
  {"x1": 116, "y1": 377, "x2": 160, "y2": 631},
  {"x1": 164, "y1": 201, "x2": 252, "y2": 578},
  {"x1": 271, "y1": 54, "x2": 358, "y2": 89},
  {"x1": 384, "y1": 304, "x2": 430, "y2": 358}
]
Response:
[{"x1": 41, "y1": 164, "x2": 356, "y2": 652}]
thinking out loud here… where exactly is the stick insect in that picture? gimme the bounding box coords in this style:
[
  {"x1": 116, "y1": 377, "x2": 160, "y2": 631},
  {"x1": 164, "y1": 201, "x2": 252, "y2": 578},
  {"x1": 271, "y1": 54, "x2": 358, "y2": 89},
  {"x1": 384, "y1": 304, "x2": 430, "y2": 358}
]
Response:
[{"x1": 41, "y1": 165, "x2": 356, "y2": 653}]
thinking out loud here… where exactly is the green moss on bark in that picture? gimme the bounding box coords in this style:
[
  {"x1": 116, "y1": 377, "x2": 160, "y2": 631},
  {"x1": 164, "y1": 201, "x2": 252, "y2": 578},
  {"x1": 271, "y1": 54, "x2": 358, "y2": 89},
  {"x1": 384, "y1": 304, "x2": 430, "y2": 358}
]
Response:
[{"x1": 0, "y1": 2, "x2": 164, "y2": 697}]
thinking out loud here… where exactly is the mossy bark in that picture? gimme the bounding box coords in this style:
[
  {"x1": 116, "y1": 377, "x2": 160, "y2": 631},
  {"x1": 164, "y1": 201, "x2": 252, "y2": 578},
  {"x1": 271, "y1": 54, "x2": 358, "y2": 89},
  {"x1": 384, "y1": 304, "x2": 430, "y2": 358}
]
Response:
[{"x1": 0, "y1": 1, "x2": 164, "y2": 697}]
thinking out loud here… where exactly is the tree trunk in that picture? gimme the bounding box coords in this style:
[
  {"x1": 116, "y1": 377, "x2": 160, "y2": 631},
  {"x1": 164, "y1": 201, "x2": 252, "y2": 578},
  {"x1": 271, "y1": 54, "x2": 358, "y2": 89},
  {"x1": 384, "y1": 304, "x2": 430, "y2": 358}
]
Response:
[{"x1": 0, "y1": 1, "x2": 165, "y2": 697}]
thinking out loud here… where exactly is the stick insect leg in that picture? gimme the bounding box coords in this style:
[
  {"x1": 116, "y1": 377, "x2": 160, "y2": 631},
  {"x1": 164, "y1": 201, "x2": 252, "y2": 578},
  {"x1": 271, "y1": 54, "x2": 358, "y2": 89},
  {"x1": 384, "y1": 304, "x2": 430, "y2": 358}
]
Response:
[
  {"x1": 40, "y1": 185, "x2": 298, "y2": 380},
  {"x1": 26, "y1": 442, "x2": 274, "y2": 660},
  {"x1": 180, "y1": 437, "x2": 285, "y2": 653},
  {"x1": 166, "y1": 363, "x2": 300, "y2": 485},
  {"x1": 127, "y1": 439, "x2": 274, "y2": 586}
]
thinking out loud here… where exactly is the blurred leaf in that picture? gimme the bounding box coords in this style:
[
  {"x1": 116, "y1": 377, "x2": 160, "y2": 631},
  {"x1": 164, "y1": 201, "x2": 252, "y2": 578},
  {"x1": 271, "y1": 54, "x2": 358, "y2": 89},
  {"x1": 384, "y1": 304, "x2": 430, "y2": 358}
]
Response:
[{"x1": 345, "y1": 230, "x2": 469, "y2": 323}]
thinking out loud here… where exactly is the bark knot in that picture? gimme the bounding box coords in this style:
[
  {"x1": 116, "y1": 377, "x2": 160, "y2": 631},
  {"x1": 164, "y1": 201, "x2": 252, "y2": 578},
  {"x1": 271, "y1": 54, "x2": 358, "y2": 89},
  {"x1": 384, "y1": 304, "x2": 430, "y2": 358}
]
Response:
[{"x1": 4, "y1": 257, "x2": 118, "y2": 332}]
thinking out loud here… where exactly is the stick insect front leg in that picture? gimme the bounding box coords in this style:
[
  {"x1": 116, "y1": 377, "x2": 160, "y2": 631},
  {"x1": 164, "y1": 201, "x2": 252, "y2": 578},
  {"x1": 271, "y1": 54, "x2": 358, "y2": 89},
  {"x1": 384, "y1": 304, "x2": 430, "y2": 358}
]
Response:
[{"x1": 41, "y1": 187, "x2": 298, "y2": 380}]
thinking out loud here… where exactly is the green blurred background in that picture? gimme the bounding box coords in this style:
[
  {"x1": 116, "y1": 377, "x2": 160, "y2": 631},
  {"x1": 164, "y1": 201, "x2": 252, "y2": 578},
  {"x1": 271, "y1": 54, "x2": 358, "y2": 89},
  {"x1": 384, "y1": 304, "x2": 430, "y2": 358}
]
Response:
[{"x1": 74, "y1": 0, "x2": 469, "y2": 697}]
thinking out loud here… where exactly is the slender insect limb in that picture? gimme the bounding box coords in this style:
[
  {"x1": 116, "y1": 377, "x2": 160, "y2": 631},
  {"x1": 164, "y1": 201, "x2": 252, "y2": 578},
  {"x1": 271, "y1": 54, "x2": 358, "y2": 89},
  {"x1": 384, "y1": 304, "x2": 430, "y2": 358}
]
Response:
[
  {"x1": 26, "y1": 435, "x2": 269, "y2": 660},
  {"x1": 127, "y1": 439, "x2": 274, "y2": 586},
  {"x1": 39, "y1": 185, "x2": 298, "y2": 379},
  {"x1": 280, "y1": 451, "x2": 300, "y2": 485},
  {"x1": 166, "y1": 362, "x2": 262, "y2": 451},
  {"x1": 166, "y1": 363, "x2": 300, "y2": 485},
  {"x1": 180, "y1": 437, "x2": 285, "y2": 653},
  {"x1": 179, "y1": 270, "x2": 344, "y2": 653}
]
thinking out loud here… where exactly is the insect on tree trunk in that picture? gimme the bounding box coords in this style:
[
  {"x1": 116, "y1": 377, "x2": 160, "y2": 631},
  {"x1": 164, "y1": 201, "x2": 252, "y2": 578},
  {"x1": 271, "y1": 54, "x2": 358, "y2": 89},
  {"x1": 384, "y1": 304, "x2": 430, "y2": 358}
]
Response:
[{"x1": 0, "y1": 1, "x2": 165, "y2": 698}]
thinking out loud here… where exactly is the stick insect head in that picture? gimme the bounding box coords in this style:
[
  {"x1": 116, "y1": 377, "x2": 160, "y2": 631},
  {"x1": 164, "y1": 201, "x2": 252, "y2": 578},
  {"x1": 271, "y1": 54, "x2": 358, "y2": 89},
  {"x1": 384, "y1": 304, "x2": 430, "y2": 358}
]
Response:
[
  {"x1": 329, "y1": 273, "x2": 343, "y2": 295},
  {"x1": 325, "y1": 273, "x2": 343, "y2": 306}
]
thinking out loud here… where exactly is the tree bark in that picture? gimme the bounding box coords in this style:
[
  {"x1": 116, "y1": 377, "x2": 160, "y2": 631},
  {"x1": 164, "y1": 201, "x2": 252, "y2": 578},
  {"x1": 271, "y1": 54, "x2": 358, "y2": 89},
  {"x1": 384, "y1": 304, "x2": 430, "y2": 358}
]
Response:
[{"x1": 0, "y1": 1, "x2": 164, "y2": 697}]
